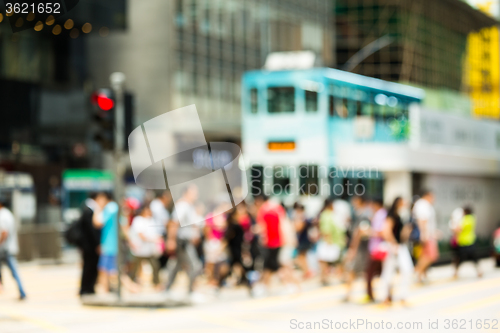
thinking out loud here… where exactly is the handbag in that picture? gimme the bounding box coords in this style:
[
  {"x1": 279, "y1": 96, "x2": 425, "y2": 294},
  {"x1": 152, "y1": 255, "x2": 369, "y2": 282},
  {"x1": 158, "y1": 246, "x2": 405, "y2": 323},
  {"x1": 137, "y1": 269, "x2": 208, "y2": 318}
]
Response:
[
  {"x1": 370, "y1": 242, "x2": 389, "y2": 261},
  {"x1": 153, "y1": 240, "x2": 165, "y2": 257},
  {"x1": 64, "y1": 218, "x2": 83, "y2": 247}
]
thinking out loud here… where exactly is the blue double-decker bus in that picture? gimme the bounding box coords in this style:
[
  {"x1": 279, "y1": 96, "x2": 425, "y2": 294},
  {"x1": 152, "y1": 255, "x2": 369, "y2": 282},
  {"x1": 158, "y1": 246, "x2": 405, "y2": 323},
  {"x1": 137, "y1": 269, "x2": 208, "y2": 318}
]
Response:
[{"x1": 241, "y1": 67, "x2": 425, "y2": 210}]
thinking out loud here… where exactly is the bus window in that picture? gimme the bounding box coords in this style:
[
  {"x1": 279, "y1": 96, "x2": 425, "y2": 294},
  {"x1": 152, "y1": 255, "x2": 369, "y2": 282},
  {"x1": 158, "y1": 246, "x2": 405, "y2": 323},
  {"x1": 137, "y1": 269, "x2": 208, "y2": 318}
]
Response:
[
  {"x1": 338, "y1": 98, "x2": 349, "y2": 118},
  {"x1": 384, "y1": 96, "x2": 398, "y2": 119},
  {"x1": 250, "y1": 165, "x2": 264, "y2": 197},
  {"x1": 329, "y1": 95, "x2": 335, "y2": 116},
  {"x1": 267, "y1": 87, "x2": 295, "y2": 113},
  {"x1": 374, "y1": 93, "x2": 387, "y2": 119},
  {"x1": 329, "y1": 95, "x2": 349, "y2": 118},
  {"x1": 250, "y1": 88, "x2": 258, "y2": 114},
  {"x1": 400, "y1": 103, "x2": 409, "y2": 118},
  {"x1": 305, "y1": 90, "x2": 318, "y2": 112},
  {"x1": 356, "y1": 100, "x2": 362, "y2": 116},
  {"x1": 273, "y1": 166, "x2": 290, "y2": 195},
  {"x1": 362, "y1": 102, "x2": 374, "y2": 116},
  {"x1": 374, "y1": 103, "x2": 385, "y2": 120},
  {"x1": 299, "y1": 165, "x2": 319, "y2": 196}
]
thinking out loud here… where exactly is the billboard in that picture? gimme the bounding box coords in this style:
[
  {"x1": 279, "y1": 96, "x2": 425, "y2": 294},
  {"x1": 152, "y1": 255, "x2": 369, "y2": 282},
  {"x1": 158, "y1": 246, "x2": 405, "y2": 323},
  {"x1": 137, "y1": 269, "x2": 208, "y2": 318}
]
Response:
[{"x1": 465, "y1": 1, "x2": 500, "y2": 119}]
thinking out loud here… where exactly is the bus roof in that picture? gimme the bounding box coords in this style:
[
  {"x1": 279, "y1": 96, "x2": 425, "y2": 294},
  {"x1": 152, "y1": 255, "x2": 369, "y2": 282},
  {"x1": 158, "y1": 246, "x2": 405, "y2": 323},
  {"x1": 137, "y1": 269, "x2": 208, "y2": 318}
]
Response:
[{"x1": 243, "y1": 67, "x2": 425, "y2": 100}]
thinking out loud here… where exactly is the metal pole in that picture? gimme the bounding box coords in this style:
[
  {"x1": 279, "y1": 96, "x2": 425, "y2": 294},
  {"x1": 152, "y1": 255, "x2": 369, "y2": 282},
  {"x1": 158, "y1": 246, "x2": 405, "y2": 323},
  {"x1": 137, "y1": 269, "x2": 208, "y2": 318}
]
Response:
[{"x1": 110, "y1": 72, "x2": 126, "y2": 301}]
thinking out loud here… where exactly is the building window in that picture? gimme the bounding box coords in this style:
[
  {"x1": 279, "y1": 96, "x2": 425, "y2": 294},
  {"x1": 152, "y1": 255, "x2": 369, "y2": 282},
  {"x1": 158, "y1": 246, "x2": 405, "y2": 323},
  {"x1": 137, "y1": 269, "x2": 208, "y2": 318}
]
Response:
[
  {"x1": 299, "y1": 165, "x2": 318, "y2": 196},
  {"x1": 189, "y1": 0, "x2": 197, "y2": 22},
  {"x1": 305, "y1": 90, "x2": 318, "y2": 112},
  {"x1": 176, "y1": 0, "x2": 185, "y2": 27},
  {"x1": 267, "y1": 87, "x2": 295, "y2": 113},
  {"x1": 250, "y1": 88, "x2": 258, "y2": 114},
  {"x1": 200, "y1": 7, "x2": 210, "y2": 33}
]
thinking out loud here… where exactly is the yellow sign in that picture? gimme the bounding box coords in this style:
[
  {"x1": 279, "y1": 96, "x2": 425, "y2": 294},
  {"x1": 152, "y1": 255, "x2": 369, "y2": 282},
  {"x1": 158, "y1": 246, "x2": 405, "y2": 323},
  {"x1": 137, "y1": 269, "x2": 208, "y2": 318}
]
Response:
[{"x1": 465, "y1": 3, "x2": 500, "y2": 119}]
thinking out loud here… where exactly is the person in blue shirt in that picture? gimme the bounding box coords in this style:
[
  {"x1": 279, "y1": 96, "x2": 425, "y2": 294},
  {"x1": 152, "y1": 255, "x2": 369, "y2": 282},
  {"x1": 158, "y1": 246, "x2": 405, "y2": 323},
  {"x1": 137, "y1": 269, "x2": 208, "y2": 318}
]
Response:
[{"x1": 93, "y1": 192, "x2": 119, "y2": 293}]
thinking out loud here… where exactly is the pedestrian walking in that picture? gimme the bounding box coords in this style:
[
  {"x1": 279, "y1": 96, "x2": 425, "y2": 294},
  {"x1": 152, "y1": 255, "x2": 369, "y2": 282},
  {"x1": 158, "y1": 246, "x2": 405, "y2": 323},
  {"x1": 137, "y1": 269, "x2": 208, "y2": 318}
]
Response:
[
  {"x1": 79, "y1": 193, "x2": 101, "y2": 296},
  {"x1": 292, "y1": 203, "x2": 313, "y2": 279},
  {"x1": 224, "y1": 208, "x2": 245, "y2": 284},
  {"x1": 129, "y1": 205, "x2": 164, "y2": 290},
  {"x1": 93, "y1": 192, "x2": 119, "y2": 293},
  {"x1": 277, "y1": 208, "x2": 301, "y2": 293},
  {"x1": 365, "y1": 197, "x2": 387, "y2": 303},
  {"x1": 0, "y1": 198, "x2": 26, "y2": 300},
  {"x1": 317, "y1": 198, "x2": 346, "y2": 286},
  {"x1": 494, "y1": 223, "x2": 500, "y2": 267},
  {"x1": 165, "y1": 185, "x2": 204, "y2": 302},
  {"x1": 150, "y1": 191, "x2": 172, "y2": 269},
  {"x1": 254, "y1": 194, "x2": 285, "y2": 293},
  {"x1": 379, "y1": 197, "x2": 414, "y2": 306},
  {"x1": 203, "y1": 204, "x2": 229, "y2": 286},
  {"x1": 453, "y1": 206, "x2": 482, "y2": 279},
  {"x1": 344, "y1": 195, "x2": 372, "y2": 302},
  {"x1": 413, "y1": 190, "x2": 439, "y2": 283},
  {"x1": 449, "y1": 207, "x2": 464, "y2": 269}
]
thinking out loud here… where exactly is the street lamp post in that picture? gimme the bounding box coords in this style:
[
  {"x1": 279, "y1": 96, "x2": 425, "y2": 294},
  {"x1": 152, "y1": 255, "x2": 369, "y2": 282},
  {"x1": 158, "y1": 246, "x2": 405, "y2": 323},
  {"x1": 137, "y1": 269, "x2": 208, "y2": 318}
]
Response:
[{"x1": 110, "y1": 72, "x2": 126, "y2": 301}]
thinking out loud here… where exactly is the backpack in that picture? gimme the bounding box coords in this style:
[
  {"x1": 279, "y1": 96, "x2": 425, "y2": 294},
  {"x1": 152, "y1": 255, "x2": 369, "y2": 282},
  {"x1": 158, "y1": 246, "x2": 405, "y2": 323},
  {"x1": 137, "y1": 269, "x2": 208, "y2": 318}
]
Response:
[
  {"x1": 64, "y1": 217, "x2": 83, "y2": 247},
  {"x1": 409, "y1": 216, "x2": 420, "y2": 242}
]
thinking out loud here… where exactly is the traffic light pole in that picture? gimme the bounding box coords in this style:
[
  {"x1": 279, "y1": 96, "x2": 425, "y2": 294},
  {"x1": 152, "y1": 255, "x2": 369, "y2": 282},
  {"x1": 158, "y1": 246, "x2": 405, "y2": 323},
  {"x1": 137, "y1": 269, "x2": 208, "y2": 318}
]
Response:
[{"x1": 110, "y1": 72, "x2": 126, "y2": 301}]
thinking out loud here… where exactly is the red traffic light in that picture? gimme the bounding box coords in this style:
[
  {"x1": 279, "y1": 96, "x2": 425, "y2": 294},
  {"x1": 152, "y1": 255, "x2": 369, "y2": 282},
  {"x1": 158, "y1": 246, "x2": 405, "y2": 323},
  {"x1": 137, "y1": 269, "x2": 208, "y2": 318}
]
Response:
[
  {"x1": 97, "y1": 94, "x2": 114, "y2": 111},
  {"x1": 91, "y1": 90, "x2": 114, "y2": 111}
]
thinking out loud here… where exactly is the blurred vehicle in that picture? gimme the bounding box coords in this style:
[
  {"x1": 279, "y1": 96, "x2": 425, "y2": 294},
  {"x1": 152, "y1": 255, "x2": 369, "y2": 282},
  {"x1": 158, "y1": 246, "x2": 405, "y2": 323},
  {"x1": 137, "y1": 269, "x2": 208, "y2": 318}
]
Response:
[
  {"x1": 242, "y1": 64, "x2": 500, "y2": 258},
  {"x1": 62, "y1": 169, "x2": 114, "y2": 224},
  {"x1": 0, "y1": 171, "x2": 36, "y2": 225},
  {"x1": 241, "y1": 66, "x2": 424, "y2": 216}
]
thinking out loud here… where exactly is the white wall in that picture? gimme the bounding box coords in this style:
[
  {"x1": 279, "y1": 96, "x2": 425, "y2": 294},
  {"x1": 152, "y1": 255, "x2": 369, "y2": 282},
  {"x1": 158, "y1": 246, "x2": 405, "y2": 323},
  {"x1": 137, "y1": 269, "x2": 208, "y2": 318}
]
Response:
[
  {"x1": 422, "y1": 174, "x2": 500, "y2": 238},
  {"x1": 383, "y1": 171, "x2": 412, "y2": 207}
]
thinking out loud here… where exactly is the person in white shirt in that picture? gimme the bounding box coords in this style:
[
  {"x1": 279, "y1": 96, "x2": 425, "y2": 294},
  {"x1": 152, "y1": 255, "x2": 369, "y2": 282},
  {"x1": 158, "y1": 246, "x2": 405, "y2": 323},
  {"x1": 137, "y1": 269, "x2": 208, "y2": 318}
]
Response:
[
  {"x1": 0, "y1": 199, "x2": 26, "y2": 300},
  {"x1": 334, "y1": 198, "x2": 352, "y2": 230},
  {"x1": 165, "y1": 185, "x2": 203, "y2": 300},
  {"x1": 129, "y1": 206, "x2": 163, "y2": 290},
  {"x1": 413, "y1": 190, "x2": 439, "y2": 282},
  {"x1": 150, "y1": 191, "x2": 171, "y2": 237}
]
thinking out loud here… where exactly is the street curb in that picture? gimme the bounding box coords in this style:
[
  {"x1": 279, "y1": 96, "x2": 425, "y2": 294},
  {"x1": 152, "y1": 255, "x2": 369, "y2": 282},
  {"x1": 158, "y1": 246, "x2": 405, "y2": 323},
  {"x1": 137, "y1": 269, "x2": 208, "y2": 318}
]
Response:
[{"x1": 80, "y1": 294, "x2": 191, "y2": 308}]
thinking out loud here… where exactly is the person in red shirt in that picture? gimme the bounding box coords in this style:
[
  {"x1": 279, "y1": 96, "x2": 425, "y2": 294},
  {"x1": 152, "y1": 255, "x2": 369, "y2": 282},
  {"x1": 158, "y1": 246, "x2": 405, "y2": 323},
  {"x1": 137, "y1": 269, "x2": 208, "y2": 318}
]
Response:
[{"x1": 255, "y1": 194, "x2": 285, "y2": 287}]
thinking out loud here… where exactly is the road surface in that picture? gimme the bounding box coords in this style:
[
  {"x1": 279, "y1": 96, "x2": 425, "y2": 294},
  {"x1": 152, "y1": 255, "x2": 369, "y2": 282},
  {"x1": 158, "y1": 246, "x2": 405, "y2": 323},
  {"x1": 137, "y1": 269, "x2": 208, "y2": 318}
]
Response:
[{"x1": 0, "y1": 257, "x2": 499, "y2": 333}]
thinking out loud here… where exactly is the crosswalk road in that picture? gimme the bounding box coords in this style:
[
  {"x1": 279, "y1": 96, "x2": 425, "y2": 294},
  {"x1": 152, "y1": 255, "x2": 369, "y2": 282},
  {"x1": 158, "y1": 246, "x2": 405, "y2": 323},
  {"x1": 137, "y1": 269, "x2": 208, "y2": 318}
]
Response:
[{"x1": 0, "y1": 259, "x2": 499, "y2": 332}]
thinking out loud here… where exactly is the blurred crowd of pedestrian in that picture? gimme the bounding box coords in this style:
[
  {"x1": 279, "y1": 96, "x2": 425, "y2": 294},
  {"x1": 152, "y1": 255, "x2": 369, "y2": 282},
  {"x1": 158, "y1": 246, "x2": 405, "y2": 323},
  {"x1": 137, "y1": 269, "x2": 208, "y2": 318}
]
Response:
[{"x1": 66, "y1": 187, "x2": 500, "y2": 305}]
